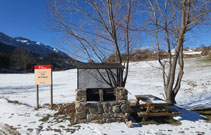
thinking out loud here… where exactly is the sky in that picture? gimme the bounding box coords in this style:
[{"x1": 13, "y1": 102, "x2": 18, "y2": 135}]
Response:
[
  {"x1": 0, "y1": 0, "x2": 62, "y2": 48},
  {"x1": 0, "y1": 0, "x2": 210, "y2": 54}
]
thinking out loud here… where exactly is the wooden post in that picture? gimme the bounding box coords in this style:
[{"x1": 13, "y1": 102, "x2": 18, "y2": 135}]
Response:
[
  {"x1": 36, "y1": 85, "x2": 39, "y2": 109},
  {"x1": 99, "y1": 89, "x2": 103, "y2": 102},
  {"x1": 50, "y1": 70, "x2": 53, "y2": 109}
]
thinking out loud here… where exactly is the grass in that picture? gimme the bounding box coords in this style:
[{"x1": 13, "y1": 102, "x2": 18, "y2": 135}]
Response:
[
  {"x1": 203, "y1": 57, "x2": 211, "y2": 62},
  {"x1": 39, "y1": 102, "x2": 77, "y2": 125},
  {"x1": 39, "y1": 113, "x2": 71, "y2": 123},
  {"x1": 39, "y1": 114, "x2": 52, "y2": 122},
  {"x1": 39, "y1": 112, "x2": 79, "y2": 133},
  {"x1": 199, "y1": 110, "x2": 211, "y2": 115},
  {"x1": 199, "y1": 56, "x2": 211, "y2": 64},
  {"x1": 63, "y1": 125, "x2": 81, "y2": 134}
]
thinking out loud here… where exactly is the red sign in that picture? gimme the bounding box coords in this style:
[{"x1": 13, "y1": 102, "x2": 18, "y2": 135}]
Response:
[{"x1": 34, "y1": 65, "x2": 51, "y2": 69}]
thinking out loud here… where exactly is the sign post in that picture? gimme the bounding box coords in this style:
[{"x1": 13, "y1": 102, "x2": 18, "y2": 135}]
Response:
[
  {"x1": 34, "y1": 65, "x2": 53, "y2": 109},
  {"x1": 36, "y1": 85, "x2": 39, "y2": 109}
]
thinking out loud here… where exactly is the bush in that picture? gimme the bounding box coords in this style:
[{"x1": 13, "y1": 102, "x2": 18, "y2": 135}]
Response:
[
  {"x1": 107, "y1": 49, "x2": 169, "y2": 62},
  {"x1": 201, "y1": 46, "x2": 211, "y2": 56}
]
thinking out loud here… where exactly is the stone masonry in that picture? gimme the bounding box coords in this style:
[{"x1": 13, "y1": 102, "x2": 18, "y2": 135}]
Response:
[{"x1": 75, "y1": 87, "x2": 130, "y2": 123}]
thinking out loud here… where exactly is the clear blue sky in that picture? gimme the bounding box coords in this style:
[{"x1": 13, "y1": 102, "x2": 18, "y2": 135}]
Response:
[
  {"x1": 0, "y1": 0, "x2": 210, "y2": 52},
  {"x1": 0, "y1": 0, "x2": 61, "y2": 47}
]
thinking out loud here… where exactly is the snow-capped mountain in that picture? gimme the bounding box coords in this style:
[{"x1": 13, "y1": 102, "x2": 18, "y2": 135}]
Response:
[{"x1": 0, "y1": 32, "x2": 68, "y2": 57}]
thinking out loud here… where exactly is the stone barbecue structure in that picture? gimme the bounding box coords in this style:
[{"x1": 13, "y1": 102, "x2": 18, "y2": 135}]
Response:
[
  {"x1": 75, "y1": 63, "x2": 130, "y2": 123},
  {"x1": 75, "y1": 87, "x2": 129, "y2": 123}
]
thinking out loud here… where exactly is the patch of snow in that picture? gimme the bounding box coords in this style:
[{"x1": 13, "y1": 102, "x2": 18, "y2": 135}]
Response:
[
  {"x1": 53, "y1": 48, "x2": 59, "y2": 53},
  {"x1": 16, "y1": 39, "x2": 20, "y2": 42},
  {"x1": 16, "y1": 39, "x2": 30, "y2": 44},
  {"x1": 20, "y1": 40, "x2": 28, "y2": 43},
  {"x1": 36, "y1": 42, "x2": 41, "y2": 45},
  {"x1": 171, "y1": 49, "x2": 201, "y2": 55},
  {"x1": 184, "y1": 50, "x2": 201, "y2": 55}
]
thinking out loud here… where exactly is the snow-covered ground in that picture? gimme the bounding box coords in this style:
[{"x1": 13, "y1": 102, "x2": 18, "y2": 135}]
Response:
[
  {"x1": 172, "y1": 49, "x2": 201, "y2": 55},
  {"x1": 0, "y1": 57, "x2": 211, "y2": 135}
]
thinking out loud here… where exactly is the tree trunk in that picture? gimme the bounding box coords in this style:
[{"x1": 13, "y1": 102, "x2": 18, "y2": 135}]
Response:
[
  {"x1": 165, "y1": 87, "x2": 176, "y2": 105},
  {"x1": 164, "y1": 0, "x2": 187, "y2": 104}
]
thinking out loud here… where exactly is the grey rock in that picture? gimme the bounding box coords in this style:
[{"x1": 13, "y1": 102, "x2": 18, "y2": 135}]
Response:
[
  {"x1": 97, "y1": 104, "x2": 104, "y2": 113},
  {"x1": 76, "y1": 112, "x2": 86, "y2": 119},
  {"x1": 126, "y1": 121, "x2": 134, "y2": 128},
  {"x1": 89, "y1": 104, "x2": 98, "y2": 114},
  {"x1": 113, "y1": 105, "x2": 120, "y2": 113},
  {"x1": 121, "y1": 104, "x2": 129, "y2": 113}
]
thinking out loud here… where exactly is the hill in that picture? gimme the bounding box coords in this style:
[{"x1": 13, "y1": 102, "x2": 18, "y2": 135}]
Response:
[
  {"x1": 0, "y1": 32, "x2": 75, "y2": 73},
  {"x1": 0, "y1": 32, "x2": 68, "y2": 56}
]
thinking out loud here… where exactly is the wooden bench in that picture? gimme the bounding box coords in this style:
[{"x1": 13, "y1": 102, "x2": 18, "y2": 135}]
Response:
[{"x1": 135, "y1": 94, "x2": 173, "y2": 122}]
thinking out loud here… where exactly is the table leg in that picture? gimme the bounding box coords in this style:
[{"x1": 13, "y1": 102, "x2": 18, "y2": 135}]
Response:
[
  {"x1": 142, "y1": 116, "x2": 147, "y2": 122},
  {"x1": 142, "y1": 103, "x2": 151, "y2": 123},
  {"x1": 164, "y1": 105, "x2": 169, "y2": 112},
  {"x1": 136, "y1": 99, "x2": 139, "y2": 106}
]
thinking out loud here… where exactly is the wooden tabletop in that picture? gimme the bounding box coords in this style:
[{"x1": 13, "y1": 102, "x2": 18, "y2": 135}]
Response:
[{"x1": 135, "y1": 94, "x2": 170, "y2": 105}]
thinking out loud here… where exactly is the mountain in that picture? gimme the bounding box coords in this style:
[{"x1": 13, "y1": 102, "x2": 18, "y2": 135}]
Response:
[
  {"x1": 0, "y1": 42, "x2": 17, "y2": 54},
  {"x1": 0, "y1": 32, "x2": 68, "y2": 57},
  {"x1": 0, "y1": 32, "x2": 76, "y2": 73}
]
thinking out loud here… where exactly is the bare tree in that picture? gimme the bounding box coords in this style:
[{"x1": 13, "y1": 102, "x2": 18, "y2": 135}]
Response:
[
  {"x1": 10, "y1": 48, "x2": 33, "y2": 72},
  {"x1": 147, "y1": 0, "x2": 211, "y2": 104},
  {"x1": 49, "y1": 0, "x2": 139, "y2": 87}
]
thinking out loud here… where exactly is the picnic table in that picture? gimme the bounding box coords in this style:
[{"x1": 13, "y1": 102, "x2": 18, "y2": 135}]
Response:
[{"x1": 135, "y1": 94, "x2": 173, "y2": 122}]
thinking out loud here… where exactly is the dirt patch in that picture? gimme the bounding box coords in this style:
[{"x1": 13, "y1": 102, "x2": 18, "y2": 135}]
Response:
[
  {"x1": 56, "y1": 103, "x2": 75, "y2": 115},
  {"x1": 55, "y1": 103, "x2": 76, "y2": 125},
  {"x1": 0, "y1": 96, "x2": 33, "y2": 108},
  {"x1": 0, "y1": 124, "x2": 21, "y2": 135}
]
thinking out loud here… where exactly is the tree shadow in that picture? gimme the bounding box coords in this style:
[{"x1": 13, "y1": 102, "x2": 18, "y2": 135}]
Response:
[
  {"x1": 169, "y1": 106, "x2": 206, "y2": 122},
  {"x1": 180, "y1": 95, "x2": 211, "y2": 109}
]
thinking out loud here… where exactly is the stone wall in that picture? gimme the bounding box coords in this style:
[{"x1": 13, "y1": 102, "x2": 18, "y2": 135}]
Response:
[{"x1": 75, "y1": 87, "x2": 130, "y2": 123}]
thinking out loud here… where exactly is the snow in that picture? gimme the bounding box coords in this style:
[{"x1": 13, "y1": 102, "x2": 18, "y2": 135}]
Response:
[
  {"x1": 20, "y1": 40, "x2": 28, "y2": 43},
  {"x1": 15, "y1": 39, "x2": 20, "y2": 42},
  {"x1": 138, "y1": 97, "x2": 167, "y2": 104},
  {"x1": 21, "y1": 40, "x2": 28, "y2": 43},
  {"x1": 16, "y1": 39, "x2": 28, "y2": 43},
  {"x1": 172, "y1": 49, "x2": 201, "y2": 55},
  {"x1": 36, "y1": 42, "x2": 41, "y2": 45},
  {"x1": 0, "y1": 57, "x2": 211, "y2": 134},
  {"x1": 183, "y1": 49, "x2": 201, "y2": 55},
  {"x1": 54, "y1": 48, "x2": 59, "y2": 53}
]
